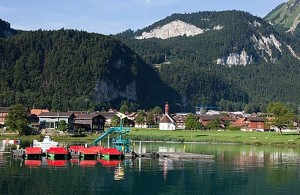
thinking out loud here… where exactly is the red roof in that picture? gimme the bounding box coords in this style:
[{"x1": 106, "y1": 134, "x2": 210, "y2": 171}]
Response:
[
  {"x1": 25, "y1": 147, "x2": 42, "y2": 155},
  {"x1": 31, "y1": 109, "x2": 49, "y2": 115},
  {"x1": 100, "y1": 148, "x2": 122, "y2": 155},
  {"x1": 78, "y1": 147, "x2": 98, "y2": 155},
  {"x1": 90, "y1": 146, "x2": 104, "y2": 153},
  {"x1": 47, "y1": 147, "x2": 68, "y2": 154},
  {"x1": 68, "y1": 145, "x2": 84, "y2": 152}
]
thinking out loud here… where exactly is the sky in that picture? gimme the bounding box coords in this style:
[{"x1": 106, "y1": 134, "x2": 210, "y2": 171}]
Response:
[{"x1": 0, "y1": 0, "x2": 287, "y2": 35}]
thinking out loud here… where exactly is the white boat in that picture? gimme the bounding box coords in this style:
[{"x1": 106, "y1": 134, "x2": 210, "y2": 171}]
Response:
[{"x1": 33, "y1": 136, "x2": 58, "y2": 153}]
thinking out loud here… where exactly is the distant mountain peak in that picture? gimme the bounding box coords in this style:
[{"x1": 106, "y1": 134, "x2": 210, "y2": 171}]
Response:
[
  {"x1": 135, "y1": 20, "x2": 223, "y2": 40},
  {"x1": 265, "y1": 0, "x2": 300, "y2": 34}
]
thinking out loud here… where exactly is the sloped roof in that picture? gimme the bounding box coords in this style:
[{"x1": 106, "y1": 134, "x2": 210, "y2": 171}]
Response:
[
  {"x1": 75, "y1": 113, "x2": 105, "y2": 120},
  {"x1": 38, "y1": 112, "x2": 74, "y2": 118},
  {"x1": 231, "y1": 118, "x2": 245, "y2": 127},
  {"x1": 31, "y1": 109, "x2": 49, "y2": 115},
  {"x1": 74, "y1": 120, "x2": 92, "y2": 125},
  {"x1": 0, "y1": 107, "x2": 9, "y2": 113},
  {"x1": 160, "y1": 114, "x2": 174, "y2": 123},
  {"x1": 98, "y1": 112, "x2": 116, "y2": 119},
  {"x1": 246, "y1": 117, "x2": 266, "y2": 122}
]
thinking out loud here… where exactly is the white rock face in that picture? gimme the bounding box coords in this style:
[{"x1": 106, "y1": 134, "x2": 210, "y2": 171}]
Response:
[
  {"x1": 285, "y1": 43, "x2": 300, "y2": 60},
  {"x1": 93, "y1": 79, "x2": 137, "y2": 102},
  {"x1": 216, "y1": 50, "x2": 253, "y2": 66},
  {"x1": 135, "y1": 20, "x2": 207, "y2": 39},
  {"x1": 251, "y1": 33, "x2": 282, "y2": 63}
]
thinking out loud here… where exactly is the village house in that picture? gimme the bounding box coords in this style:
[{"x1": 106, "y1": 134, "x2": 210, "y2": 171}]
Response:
[
  {"x1": 38, "y1": 112, "x2": 75, "y2": 130},
  {"x1": 159, "y1": 102, "x2": 176, "y2": 130},
  {"x1": 98, "y1": 111, "x2": 117, "y2": 127},
  {"x1": 0, "y1": 107, "x2": 9, "y2": 127},
  {"x1": 28, "y1": 109, "x2": 50, "y2": 128},
  {"x1": 241, "y1": 117, "x2": 266, "y2": 132},
  {"x1": 199, "y1": 115, "x2": 237, "y2": 128},
  {"x1": 171, "y1": 113, "x2": 190, "y2": 130},
  {"x1": 74, "y1": 113, "x2": 105, "y2": 132}
]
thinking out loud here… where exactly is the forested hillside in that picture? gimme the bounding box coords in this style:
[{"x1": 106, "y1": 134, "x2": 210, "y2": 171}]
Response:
[
  {"x1": 2, "y1": 8, "x2": 300, "y2": 113},
  {"x1": 117, "y1": 10, "x2": 300, "y2": 112},
  {"x1": 0, "y1": 28, "x2": 179, "y2": 111}
]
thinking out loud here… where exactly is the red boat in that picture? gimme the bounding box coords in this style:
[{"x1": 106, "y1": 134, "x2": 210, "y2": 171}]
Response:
[
  {"x1": 25, "y1": 147, "x2": 42, "y2": 160},
  {"x1": 78, "y1": 147, "x2": 98, "y2": 160},
  {"x1": 100, "y1": 148, "x2": 124, "y2": 160},
  {"x1": 47, "y1": 147, "x2": 69, "y2": 160}
]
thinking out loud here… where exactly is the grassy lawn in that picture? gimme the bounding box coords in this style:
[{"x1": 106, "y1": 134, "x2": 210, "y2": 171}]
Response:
[
  {"x1": 126, "y1": 128, "x2": 300, "y2": 146},
  {"x1": 1, "y1": 128, "x2": 300, "y2": 146}
]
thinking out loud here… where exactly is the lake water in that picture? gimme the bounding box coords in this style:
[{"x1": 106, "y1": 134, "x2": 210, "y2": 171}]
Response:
[{"x1": 1, "y1": 141, "x2": 300, "y2": 195}]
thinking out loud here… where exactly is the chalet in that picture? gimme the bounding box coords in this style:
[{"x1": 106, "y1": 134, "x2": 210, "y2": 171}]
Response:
[
  {"x1": 171, "y1": 113, "x2": 190, "y2": 130},
  {"x1": 29, "y1": 109, "x2": 49, "y2": 128},
  {"x1": 231, "y1": 118, "x2": 245, "y2": 128},
  {"x1": 74, "y1": 113, "x2": 105, "y2": 132},
  {"x1": 98, "y1": 111, "x2": 117, "y2": 127},
  {"x1": 0, "y1": 107, "x2": 9, "y2": 127},
  {"x1": 241, "y1": 117, "x2": 266, "y2": 132},
  {"x1": 199, "y1": 115, "x2": 236, "y2": 128},
  {"x1": 38, "y1": 112, "x2": 75, "y2": 130},
  {"x1": 198, "y1": 115, "x2": 220, "y2": 126},
  {"x1": 159, "y1": 102, "x2": 176, "y2": 130}
]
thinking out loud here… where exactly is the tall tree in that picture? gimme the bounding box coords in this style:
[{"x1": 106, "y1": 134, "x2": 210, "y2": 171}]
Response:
[
  {"x1": 136, "y1": 110, "x2": 146, "y2": 125},
  {"x1": 267, "y1": 102, "x2": 295, "y2": 134},
  {"x1": 5, "y1": 104, "x2": 29, "y2": 135},
  {"x1": 185, "y1": 114, "x2": 201, "y2": 130}
]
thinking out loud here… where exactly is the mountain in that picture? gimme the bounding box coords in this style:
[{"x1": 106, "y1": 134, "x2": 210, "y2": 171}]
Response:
[
  {"x1": 117, "y1": 10, "x2": 300, "y2": 111},
  {"x1": 2, "y1": 9, "x2": 300, "y2": 113},
  {"x1": 265, "y1": 0, "x2": 300, "y2": 36},
  {"x1": 0, "y1": 28, "x2": 179, "y2": 111}
]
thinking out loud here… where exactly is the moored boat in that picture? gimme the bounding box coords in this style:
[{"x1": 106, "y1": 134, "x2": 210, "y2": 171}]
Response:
[
  {"x1": 33, "y1": 136, "x2": 58, "y2": 153},
  {"x1": 25, "y1": 147, "x2": 42, "y2": 160},
  {"x1": 100, "y1": 148, "x2": 124, "y2": 160},
  {"x1": 78, "y1": 147, "x2": 98, "y2": 160},
  {"x1": 47, "y1": 147, "x2": 69, "y2": 160}
]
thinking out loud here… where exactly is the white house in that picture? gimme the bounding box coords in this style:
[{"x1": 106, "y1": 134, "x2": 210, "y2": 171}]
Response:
[
  {"x1": 159, "y1": 102, "x2": 176, "y2": 130},
  {"x1": 38, "y1": 112, "x2": 75, "y2": 130}
]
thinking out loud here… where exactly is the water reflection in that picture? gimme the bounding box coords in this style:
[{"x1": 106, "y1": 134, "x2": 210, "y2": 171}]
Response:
[
  {"x1": 2, "y1": 142, "x2": 300, "y2": 194},
  {"x1": 114, "y1": 165, "x2": 125, "y2": 181}
]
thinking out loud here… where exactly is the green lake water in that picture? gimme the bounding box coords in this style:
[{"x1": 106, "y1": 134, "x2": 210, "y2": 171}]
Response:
[{"x1": 1, "y1": 142, "x2": 300, "y2": 195}]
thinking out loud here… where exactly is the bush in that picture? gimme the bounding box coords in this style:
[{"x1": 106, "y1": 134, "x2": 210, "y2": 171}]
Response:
[{"x1": 227, "y1": 126, "x2": 240, "y2": 131}]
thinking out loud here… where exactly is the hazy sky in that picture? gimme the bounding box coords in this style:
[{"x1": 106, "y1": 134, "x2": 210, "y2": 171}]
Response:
[{"x1": 0, "y1": 0, "x2": 287, "y2": 35}]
